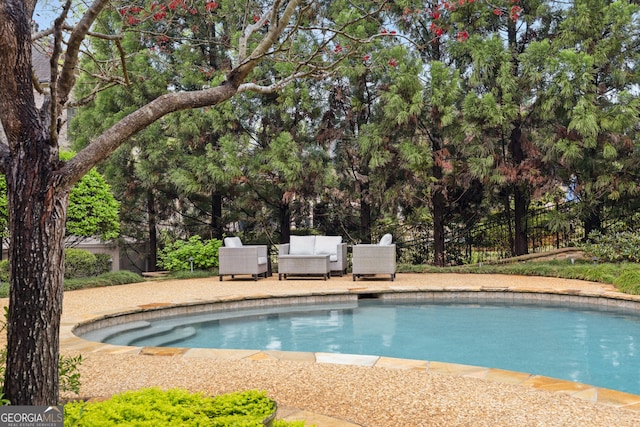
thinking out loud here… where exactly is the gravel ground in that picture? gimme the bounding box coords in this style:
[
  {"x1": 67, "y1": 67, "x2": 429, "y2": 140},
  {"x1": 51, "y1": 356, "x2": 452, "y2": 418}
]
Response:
[{"x1": 40, "y1": 274, "x2": 640, "y2": 425}]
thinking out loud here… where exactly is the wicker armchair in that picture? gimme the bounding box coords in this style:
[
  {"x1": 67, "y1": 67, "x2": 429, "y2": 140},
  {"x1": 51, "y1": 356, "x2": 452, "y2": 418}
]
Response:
[
  {"x1": 218, "y1": 237, "x2": 269, "y2": 281},
  {"x1": 352, "y1": 234, "x2": 396, "y2": 281}
]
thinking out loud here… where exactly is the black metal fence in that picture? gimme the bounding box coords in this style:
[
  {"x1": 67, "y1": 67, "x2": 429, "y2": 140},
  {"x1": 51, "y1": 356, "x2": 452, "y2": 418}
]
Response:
[
  {"x1": 396, "y1": 202, "x2": 588, "y2": 265},
  {"x1": 466, "y1": 202, "x2": 584, "y2": 263}
]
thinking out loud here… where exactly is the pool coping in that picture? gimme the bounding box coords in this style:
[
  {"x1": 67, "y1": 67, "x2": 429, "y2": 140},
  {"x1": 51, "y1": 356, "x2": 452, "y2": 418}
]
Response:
[{"x1": 62, "y1": 284, "x2": 640, "y2": 413}]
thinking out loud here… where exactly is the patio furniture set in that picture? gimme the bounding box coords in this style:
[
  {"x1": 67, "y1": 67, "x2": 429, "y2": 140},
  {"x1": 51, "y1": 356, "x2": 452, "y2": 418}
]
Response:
[{"x1": 218, "y1": 234, "x2": 396, "y2": 282}]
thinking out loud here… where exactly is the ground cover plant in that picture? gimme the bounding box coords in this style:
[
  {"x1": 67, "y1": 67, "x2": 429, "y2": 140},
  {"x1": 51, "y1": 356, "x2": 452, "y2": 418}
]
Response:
[
  {"x1": 64, "y1": 388, "x2": 306, "y2": 427},
  {"x1": 0, "y1": 270, "x2": 142, "y2": 299},
  {"x1": 404, "y1": 259, "x2": 640, "y2": 295}
]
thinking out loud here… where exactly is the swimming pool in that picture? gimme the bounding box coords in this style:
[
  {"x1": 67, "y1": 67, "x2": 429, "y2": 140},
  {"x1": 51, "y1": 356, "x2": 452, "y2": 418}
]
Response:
[{"x1": 81, "y1": 297, "x2": 640, "y2": 395}]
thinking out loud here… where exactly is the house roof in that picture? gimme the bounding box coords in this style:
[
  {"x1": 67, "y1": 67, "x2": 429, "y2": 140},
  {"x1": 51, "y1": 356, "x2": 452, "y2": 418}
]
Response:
[{"x1": 32, "y1": 42, "x2": 51, "y2": 84}]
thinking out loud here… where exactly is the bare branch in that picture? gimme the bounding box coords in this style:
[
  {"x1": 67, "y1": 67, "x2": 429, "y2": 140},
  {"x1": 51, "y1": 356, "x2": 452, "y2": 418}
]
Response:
[
  {"x1": 238, "y1": 71, "x2": 326, "y2": 94},
  {"x1": 67, "y1": 81, "x2": 122, "y2": 108},
  {"x1": 114, "y1": 38, "x2": 130, "y2": 86},
  {"x1": 57, "y1": 0, "x2": 111, "y2": 105},
  {"x1": 32, "y1": 27, "x2": 54, "y2": 41},
  {"x1": 231, "y1": 0, "x2": 298, "y2": 84},
  {"x1": 238, "y1": 2, "x2": 278, "y2": 62},
  {"x1": 48, "y1": 0, "x2": 72, "y2": 147}
]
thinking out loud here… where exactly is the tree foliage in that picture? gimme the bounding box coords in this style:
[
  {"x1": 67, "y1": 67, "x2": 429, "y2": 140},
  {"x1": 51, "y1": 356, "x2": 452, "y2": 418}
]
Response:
[
  {"x1": 0, "y1": 153, "x2": 119, "y2": 243},
  {"x1": 61, "y1": 153, "x2": 120, "y2": 242}
]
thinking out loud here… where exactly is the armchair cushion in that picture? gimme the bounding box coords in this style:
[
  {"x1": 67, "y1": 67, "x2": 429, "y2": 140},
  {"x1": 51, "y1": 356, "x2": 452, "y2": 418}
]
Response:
[
  {"x1": 224, "y1": 237, "x2": 243, "y2": 248},
  {"x1": 289, "y1": 235, "x2": 316, "y2": 255},
  {"x1": 378, "y1": 233, "x2": 393, "y2": 246},
  {"x1": 315, "y1": 236, "x2": 342, "y2": 262}
]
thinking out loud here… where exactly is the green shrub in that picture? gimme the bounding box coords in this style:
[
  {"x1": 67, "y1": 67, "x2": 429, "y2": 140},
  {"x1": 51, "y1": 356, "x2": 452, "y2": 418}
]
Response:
[
  {"x1": 158, "y1": 236, "x2": 222, "y2": 271},
  {"x1": 59, "y1": 354, "x2": 83, "y2": 396},
  {"x1": 64, "y1": 388, "x2": 304, "y2": 427},
  {"x1": 0, "y1": 271, "x2": 142, "y2": 297},
  {"x1": 65, "y1": 249, "x2": 97, "y2": 279},
  {"x1": 0, "y1": 251, "x2": 112, "y2": 284},
  {"x1": 582, "y1": 231, "x2": 640, "y2": 263},
  {"x1": 93, "y1": 253, "x2": 113, "y2": 275},
  {"x1": 0, "y1": 260, "x2": 7, "y2": 283}
]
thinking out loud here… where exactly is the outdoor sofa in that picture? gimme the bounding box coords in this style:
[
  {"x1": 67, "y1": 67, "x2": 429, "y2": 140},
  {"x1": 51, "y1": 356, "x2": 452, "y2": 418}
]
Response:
[{"x1": 278, "y1": 235, "x2": 348, "y2": 280}]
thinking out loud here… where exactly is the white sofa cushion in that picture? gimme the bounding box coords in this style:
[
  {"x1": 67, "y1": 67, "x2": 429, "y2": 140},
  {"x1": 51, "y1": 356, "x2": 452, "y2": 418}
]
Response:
[
  {"x1": 224, "y1": 237, "x2": 243, "y2": 247},
  {"x1": 257, "y1": 256, "x2": 268, "y2": 265},
  {"x1": 378, "y1": 233, "x2": 393, "y2": 246},
  {"x1": 289, "y1": 235, "x2": 316, "y2": 255},
  {"x1": 315, "y1": 236, "x2": 341, "y2": 261}
]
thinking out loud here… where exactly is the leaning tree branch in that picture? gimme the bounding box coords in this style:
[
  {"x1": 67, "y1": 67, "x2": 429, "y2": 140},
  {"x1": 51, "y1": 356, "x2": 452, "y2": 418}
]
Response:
[
  {"x1": 61, "y1": 0, "x2": 301, "y2": 189},
  {"x1": 59, "y1": 80, "x2": 239, "y2": 189}
]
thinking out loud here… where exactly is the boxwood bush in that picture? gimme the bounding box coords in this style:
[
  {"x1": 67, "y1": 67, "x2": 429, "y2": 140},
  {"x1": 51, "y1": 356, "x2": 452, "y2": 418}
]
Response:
[
  {"x1": 65, "y1": 249, "x2": 115, "y2": 279},
  {"x1": 64, "y1": 388, "x2": 306, "y2": 427},
  {"x1": 65, "y1": 248, "x2": 98, "y2": 279}
]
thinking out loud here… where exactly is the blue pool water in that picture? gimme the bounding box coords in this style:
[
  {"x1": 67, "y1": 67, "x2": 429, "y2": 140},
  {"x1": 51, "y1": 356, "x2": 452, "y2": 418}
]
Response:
[{"x1": 90, "y1": 299, "x2": 640, "y2": 395}]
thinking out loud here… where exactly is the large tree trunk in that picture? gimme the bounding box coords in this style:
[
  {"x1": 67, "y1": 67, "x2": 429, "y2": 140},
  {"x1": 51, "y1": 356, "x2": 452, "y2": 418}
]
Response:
[
  {"x1": 279, "y1": 203, "x2": 291, "y2": 244},
  {"x1": 147, "y1": 189, "x2": 157, "y2": 272},
  {"x1": 1, "y1": 2, "x2": 67, "y2": 404},
  {"x1": 432, "y1": 188, "x2": 446, "y2": 267},
  {"x1": 513, "y1": 185, "x2": 529, "y2": 256},
  {"x1": 211, "y1": 191, "x2": 223, "y2": 240},
  {"x1": 431, "y1": 133, "x2": 446, "y2": 267},
  {"x1": 359, "y1": 184, "x2": 372, "y2": 244},
  {"x1": 509, "y1": 125, "x2": 529, "y2": 256},
  {"x1": 5, "y1": 143, "x2": 68, "y2": 405},
  {"x1": 583, "y1": 203, "x2": 602, "y2": 240}
]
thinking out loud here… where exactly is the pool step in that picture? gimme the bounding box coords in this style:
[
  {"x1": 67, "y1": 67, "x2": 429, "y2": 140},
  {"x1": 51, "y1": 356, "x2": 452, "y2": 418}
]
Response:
[
  {"x1": 81, "y1": 321, "x2": 198, "y2": 347},
  {"x1": 128, "y1": 325, "x2": 197, "y2": 347},
  {"x1": 80, "y1": 321, "x2": 151, "y2": 343}
]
